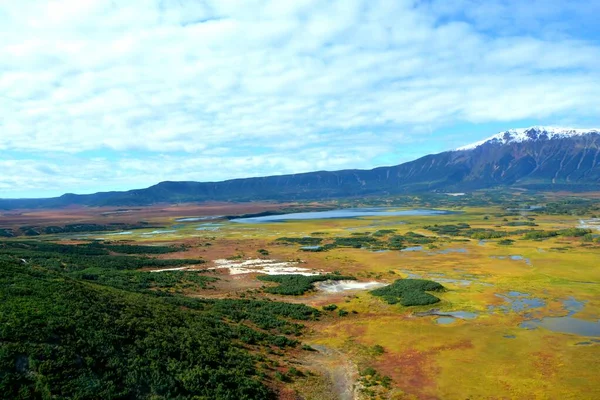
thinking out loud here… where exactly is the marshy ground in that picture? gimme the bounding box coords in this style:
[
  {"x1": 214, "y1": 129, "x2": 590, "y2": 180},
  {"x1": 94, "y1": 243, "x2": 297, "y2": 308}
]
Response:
[{"x1": 6, "y1": 199, "x2": 600, "y2": 399}]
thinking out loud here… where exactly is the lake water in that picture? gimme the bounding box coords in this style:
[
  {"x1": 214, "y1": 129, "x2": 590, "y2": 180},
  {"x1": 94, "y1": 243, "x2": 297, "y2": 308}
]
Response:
[
  {"x1": 422, "y1": 310, "x2": 478, "y2": 320},
  {"x1": 431, "y1": 248, "x2": 468, "y2": 255},
  {"x1": 519, "y1": 297, "x2": 600, "y2": 337},
  {"x1": 401, "y1": 246, "x2": 423, "y2": 252},
  {"x1": 231, "y1": 208, "x2": 455, "y2": 223},
  {"x1": 301, "y1": 245, "x2": 323, "y2": 251},
  {"x1": 490, "y1": 255, "x2": 532, "y2": 266},
  {"x1": 493, "y1": 292, "x2": 545, "y2": 313},
  {"x1": 521, "y1": 317, "x2": 600, "y2": 337}
]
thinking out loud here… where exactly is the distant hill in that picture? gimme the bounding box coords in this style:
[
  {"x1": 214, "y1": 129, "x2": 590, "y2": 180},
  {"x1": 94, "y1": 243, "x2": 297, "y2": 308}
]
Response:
[{"x1": 1, "y1": 127, "x2": 599, "y2": 209}]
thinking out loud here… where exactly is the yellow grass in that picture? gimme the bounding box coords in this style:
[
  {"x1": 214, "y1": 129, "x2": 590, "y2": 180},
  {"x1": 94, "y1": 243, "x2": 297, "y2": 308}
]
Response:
[{"x1": 65, "y1": 205, "x2": 600, "y2": 399}]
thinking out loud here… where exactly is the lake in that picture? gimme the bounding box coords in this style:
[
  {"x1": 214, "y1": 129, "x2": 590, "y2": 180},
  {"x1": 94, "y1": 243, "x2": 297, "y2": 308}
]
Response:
[{"x1": 231, "y1": 208, "x2": 455, "y2": 223}]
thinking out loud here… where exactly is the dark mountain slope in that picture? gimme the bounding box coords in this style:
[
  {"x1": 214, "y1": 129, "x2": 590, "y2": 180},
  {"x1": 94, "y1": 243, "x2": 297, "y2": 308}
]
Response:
[{"x1": 1, "y1": 127, "x2": 598, "y2": 209}]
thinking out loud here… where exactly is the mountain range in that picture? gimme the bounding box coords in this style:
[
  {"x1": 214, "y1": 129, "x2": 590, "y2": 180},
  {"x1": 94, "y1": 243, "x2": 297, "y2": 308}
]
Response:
[{"x1": 1, "y1": 126, "x2": 599, "y2": 209}]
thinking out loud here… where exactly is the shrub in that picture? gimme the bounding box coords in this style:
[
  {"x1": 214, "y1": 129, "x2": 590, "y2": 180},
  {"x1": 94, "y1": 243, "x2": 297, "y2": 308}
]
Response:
[
  {"x1": 361, "y1": 367, "x2": 377, "y2": 377},
  {"x1": 523, "y1": 230, "x2": 558, "y2": 240},
  {"x1": 371, "y1": 279, "x2": 445, "y2": 306},
  {"x1": 276, "y1": 237, "x2": 322, "y2": 245},
  {"x1": 557, "y1": 228, "x2": 592, "y2": 237}
]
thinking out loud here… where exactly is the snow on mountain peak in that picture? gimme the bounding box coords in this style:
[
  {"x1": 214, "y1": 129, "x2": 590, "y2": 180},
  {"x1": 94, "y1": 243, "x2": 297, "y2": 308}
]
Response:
[{"x1": 456, "y1": 126, "x2": 600, "y2": 151}]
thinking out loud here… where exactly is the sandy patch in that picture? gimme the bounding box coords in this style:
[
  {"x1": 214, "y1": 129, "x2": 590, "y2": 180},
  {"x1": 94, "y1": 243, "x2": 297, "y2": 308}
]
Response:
[
  {"x1": 210, "y1": 258, "x2": 321, "y2": 276},
  {"x1": 315, "y1": 280, "x2": 385, "y2": 293}
]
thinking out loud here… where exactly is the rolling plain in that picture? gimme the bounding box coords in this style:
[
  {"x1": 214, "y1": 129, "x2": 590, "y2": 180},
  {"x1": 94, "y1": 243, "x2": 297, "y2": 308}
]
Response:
[{"x1": 2, "y1": 193, "x2": 599, "y2": 399}]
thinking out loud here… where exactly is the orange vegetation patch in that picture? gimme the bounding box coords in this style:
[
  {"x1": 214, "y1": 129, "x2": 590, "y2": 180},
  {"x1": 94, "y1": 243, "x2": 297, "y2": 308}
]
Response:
[
  {"x1": 373, "y1": 339, "x2": 473, "y2": 400},
  {"x1": 276, "y1": 388, "x2": 300, "y2": 400},
  {"x1": 377, "y1": 349, "x2": 440, "y2": 400}
]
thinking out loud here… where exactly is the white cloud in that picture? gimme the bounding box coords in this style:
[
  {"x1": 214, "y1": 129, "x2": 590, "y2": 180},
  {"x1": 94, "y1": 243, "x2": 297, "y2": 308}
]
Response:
[
  {"x1": 0, "y1": 0, "x2": 599, "y2": 196},
  {"x1": 0, "y1": 141, "x2": 391, "y2": 197}
]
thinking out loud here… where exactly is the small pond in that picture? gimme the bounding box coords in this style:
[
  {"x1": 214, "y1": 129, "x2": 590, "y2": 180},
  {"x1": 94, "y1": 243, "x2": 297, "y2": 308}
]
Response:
[
  {"x1": 492, "y1": 292, "x2": 545, "y2": 313},
  {"x1": 301, "y1": 245, "x2": 323, "y2": 251},
  {"x1": 401, "y1": 246, "x2": 423, "y2": 252},
  {"x1": 490, "y1": 255, "x2": 532, "y2": 266},
  {"x1": 519, "y1": 297, "x2": 600, "y2": 337}
]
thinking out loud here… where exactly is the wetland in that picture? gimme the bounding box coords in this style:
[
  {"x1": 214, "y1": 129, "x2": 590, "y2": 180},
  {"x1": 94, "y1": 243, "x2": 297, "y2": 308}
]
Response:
[{"x1": 2, "y1": 195, "x2": 599, "y2": 399}]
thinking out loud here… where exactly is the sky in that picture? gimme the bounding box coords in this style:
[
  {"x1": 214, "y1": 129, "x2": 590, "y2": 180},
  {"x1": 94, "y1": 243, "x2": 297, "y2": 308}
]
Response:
[{"x1": 1, "y1": 0, "x2": 599, "y2": 199}]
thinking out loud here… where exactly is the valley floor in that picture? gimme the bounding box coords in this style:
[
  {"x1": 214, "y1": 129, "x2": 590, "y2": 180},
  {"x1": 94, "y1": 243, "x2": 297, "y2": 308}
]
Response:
[{"x1": 3, "y1": 197, "x2": 600, "y2": 399}]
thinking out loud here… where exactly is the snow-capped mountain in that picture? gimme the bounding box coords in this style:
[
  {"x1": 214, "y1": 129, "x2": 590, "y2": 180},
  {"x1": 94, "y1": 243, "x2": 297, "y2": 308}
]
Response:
[{"x1": 457, "y1": 126, "x2": 600, "y2": 151}]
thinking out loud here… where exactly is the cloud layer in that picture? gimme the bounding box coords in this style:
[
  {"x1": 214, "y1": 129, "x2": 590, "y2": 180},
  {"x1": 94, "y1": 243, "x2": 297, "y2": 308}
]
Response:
[{"x1": 1, "y1": 0, "x2": 599, "y2": 197}]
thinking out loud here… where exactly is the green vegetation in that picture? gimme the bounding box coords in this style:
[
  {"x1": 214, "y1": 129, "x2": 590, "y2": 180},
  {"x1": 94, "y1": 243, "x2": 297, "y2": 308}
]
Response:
[
  {"x1": 332, "y1": 236, "x2": 381, "y2": 248},
  {"x1": 424, "y1": 223, "x2": 595, "y2": 244},
  {"x1": 498, "y1": 239, "x2": 515, "y2": 246},
  {"x1": 0, "y1": 223, "x2": 159, "y2": 237},
  {"x1": 0, "y1": 240, "x2": 185, "y2": 256},
  {"x1": 0, "y1": 238, "x2": 326, "y2": 398},
  {"x1": 372, "y1": 229, "x2": 397, "y2": 237},
  {"x1": 423, "y1": 223, "x2": 471, "y2": 235},
  {"x1": 72, "y1": 268, "x2": 217, "y2": 293},
  {"x1": 275, "y1": 237, "x2": 323, "y2": 245},
  {"x1": 371, "y1": 345, "x2": 385, "y2": 356},
  {"x1": 523, "y1": 230, "x2": 559, "y2": 240},
  {"x1": 557, "y1": 228, "x2": 592, "y2": 237},
  {"x1": 423, "y1": 223, "x2": 513, "y2": 239},
  {"x1": 504, "y1": 221, "x2": 537, "y2": 227},
  {"x1": 540, "y1": 199, "x2": 600, "y2": 216},
  {"x1": 359, "y1": 366, "x2": 393, "y2": 397},
  {"x1": 370, "y1": 279, "x2": 445, "y2": 306},
  {"x1": 258, "y1": 274, "x2": 356, "y2": 295},
  {"x1": 277, "y1": 230, "x2": 437, "y2": 252},
  {"x1": 102, "y1": 243, "x2": 186, "y2": 254},
  {"x1": 0, "y1": 229, "x2": 14, "y2": 238},
  {"x1": 0, "y1": 241, "x2": 208, "y2": 295}
]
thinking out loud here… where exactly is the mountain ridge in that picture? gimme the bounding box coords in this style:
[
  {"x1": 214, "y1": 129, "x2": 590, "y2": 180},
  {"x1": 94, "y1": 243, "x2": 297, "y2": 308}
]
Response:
[{"x1": 1, "y1": 127, "x2": 599, "y2": 209}]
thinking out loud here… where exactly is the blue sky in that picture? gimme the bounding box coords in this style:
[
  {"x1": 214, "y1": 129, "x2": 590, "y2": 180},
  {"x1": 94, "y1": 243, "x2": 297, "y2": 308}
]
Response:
[{"x1": 1, "y1": 0, "x2": 599, "y2": 198}]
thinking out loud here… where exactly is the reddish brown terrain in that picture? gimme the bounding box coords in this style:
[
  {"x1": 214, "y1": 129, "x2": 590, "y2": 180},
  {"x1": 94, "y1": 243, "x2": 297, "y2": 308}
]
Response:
[{"x1": 0, "y1": 201, "x2": 319, "y2": 229}]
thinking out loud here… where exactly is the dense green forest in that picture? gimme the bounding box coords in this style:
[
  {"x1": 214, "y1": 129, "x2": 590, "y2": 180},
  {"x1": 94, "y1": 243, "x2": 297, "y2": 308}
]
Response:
[
  {"x1": 0, "y1": 240, "x2": 321, "y2": 399},
  {"x1": 370, "y1": 279, "x2": 445, "y2": 306},
  {"x1": 0, "y1": 223, "x2": 161, "y2": 238}
]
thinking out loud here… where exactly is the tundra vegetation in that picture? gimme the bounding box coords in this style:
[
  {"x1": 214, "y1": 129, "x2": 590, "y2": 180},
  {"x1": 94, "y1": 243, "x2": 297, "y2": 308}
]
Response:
[
  {"x1": 0, "y1": 240, "x2": 321, "y2": 399},
  {"x1": 1, "y1": 191, "x2": 599, "y2": 399}
]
